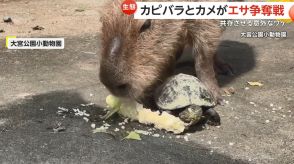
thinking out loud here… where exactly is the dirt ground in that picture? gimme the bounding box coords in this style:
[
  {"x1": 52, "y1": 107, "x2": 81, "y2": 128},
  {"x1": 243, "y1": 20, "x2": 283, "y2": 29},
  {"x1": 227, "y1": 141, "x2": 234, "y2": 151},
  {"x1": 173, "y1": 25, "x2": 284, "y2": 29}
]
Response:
[
  {"x1": 0, "y1": 0, "x2": 106, "y2": 40},
  {"x1": 0, "y1": 0, "x2": 294, "y2": 164}
]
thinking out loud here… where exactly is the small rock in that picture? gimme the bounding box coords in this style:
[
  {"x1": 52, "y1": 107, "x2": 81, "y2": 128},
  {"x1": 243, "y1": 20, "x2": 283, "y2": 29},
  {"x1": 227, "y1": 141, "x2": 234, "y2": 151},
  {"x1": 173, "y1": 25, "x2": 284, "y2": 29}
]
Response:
[
  {"x1": 229, "y1": 142, "x2": 234, "y2": 146},
  {"x1": 244, "y1": 87, "x2": 250, "y2": 90},
  {"x1": 184, "y1": 136, "x2": 189, "y2": 141},
  {"x1": 121, "y1": 126, "x2": 125, "y2": 129},
  {"x1": 207, "y1": 141, "x2": 212, "y2": 145},
  {"x1": 270, "y1": 103, "x2": 274, "y2": 107},
  {"x1": 3, "y1": 16, "x2": 12, "y2": 23},
  {"x1": 114, "y1": 128, "x2": 120, "y2": 132},
  {"x1": 265, "y1": 120, "x2": 270, "y2": 123}
]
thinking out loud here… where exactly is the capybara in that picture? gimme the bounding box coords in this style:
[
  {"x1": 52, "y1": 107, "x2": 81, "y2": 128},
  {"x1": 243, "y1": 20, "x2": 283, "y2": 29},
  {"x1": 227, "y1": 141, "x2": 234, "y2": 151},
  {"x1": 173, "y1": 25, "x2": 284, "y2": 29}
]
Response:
[{"x1": 99, "y1": 0, "x2": 232, "y2": 107}]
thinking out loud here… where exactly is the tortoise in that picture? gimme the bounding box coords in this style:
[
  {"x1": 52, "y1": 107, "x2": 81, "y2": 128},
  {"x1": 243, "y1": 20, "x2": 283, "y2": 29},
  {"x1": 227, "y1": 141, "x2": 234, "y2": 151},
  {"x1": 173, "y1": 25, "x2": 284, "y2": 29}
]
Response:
[{"x1": 155, "y1": 73, "x2": 221, "y2": 126}]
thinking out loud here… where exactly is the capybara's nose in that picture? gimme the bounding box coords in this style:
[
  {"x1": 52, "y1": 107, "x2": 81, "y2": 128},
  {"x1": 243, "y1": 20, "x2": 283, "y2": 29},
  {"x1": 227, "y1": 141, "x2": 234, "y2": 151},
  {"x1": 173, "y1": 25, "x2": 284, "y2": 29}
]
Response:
[
  {"x1": 108, "y1": 82, "x2": 130, "y2": 96},
  {"x1": 116, "y1": 83, "x2": 128, "y2": 91},
  {"x1": 99, "y1": 62, "x2": 131, "y2": 96}
]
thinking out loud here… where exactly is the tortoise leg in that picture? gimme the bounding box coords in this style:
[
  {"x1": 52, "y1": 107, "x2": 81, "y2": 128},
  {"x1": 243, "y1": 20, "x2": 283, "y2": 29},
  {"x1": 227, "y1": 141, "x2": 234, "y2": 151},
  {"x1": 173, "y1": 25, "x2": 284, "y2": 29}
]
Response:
[
  {"x1": 203, "y1": 108, "x2": 221, "y2": 126},
  {"x1": 179, "y1": 105, "x2": 203, "y2": 126}
]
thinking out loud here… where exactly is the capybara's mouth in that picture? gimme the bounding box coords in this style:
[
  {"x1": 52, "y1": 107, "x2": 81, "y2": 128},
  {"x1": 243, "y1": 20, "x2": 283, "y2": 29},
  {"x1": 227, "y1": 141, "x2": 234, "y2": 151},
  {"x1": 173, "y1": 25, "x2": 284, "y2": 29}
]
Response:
[{"x1": 138, "y1": 85, "x2": 165, "y2": 110}]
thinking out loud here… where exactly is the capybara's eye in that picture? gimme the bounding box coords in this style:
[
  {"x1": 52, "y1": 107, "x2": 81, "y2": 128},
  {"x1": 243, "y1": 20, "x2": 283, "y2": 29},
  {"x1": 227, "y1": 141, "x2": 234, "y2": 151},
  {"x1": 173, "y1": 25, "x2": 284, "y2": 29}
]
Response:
[{"x1": 139, "y1": 19, "x2": 151, "y2": 33}]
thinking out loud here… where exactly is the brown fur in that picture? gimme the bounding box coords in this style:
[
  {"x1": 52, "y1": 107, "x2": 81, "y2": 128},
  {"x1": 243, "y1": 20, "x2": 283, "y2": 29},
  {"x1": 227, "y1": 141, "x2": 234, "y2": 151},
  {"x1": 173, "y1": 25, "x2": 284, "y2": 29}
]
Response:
[{"x1": 99, "y1": 0, "x2": 229, "y2": 105}]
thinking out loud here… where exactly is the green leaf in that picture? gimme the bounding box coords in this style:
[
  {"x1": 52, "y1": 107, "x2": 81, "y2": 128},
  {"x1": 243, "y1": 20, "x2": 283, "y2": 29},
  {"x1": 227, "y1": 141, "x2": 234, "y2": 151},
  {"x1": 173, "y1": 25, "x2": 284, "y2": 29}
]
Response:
[{"x1": 124, "y1": 131, "x2": 141, "y2": 140}]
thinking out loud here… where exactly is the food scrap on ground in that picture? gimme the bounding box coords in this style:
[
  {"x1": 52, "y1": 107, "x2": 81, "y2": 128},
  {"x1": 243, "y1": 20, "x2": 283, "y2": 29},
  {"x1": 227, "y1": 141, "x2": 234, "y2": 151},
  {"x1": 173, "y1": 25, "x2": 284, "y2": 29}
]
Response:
[
  {"x1": 104, "y1": 95, "x2": 187, "y2": 134},
  {"x1": 92, "y1": 125, "x2": 108, "y2": 133},
  {"x1": 247, "y1": 81, "x2": 264, "y2": 86}
]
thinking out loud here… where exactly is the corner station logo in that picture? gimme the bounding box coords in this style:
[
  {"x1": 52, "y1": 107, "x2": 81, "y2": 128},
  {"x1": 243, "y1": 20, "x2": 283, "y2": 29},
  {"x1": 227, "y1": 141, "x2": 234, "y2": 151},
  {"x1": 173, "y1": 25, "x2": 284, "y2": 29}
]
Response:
[{"x1": 121, "y1": 0, "x2": 137, "y2": 15}]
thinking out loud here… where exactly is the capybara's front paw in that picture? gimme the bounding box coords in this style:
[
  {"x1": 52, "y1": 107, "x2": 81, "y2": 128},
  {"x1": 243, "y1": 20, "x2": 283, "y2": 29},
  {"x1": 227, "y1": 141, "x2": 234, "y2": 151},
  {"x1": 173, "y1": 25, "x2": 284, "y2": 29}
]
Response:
[
  {"x1": 211, "y1": 88, "x2": 225, "y2": 105},
  {"x1": 202, "y1": 81, "x2": 224, "y2": 105}
]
